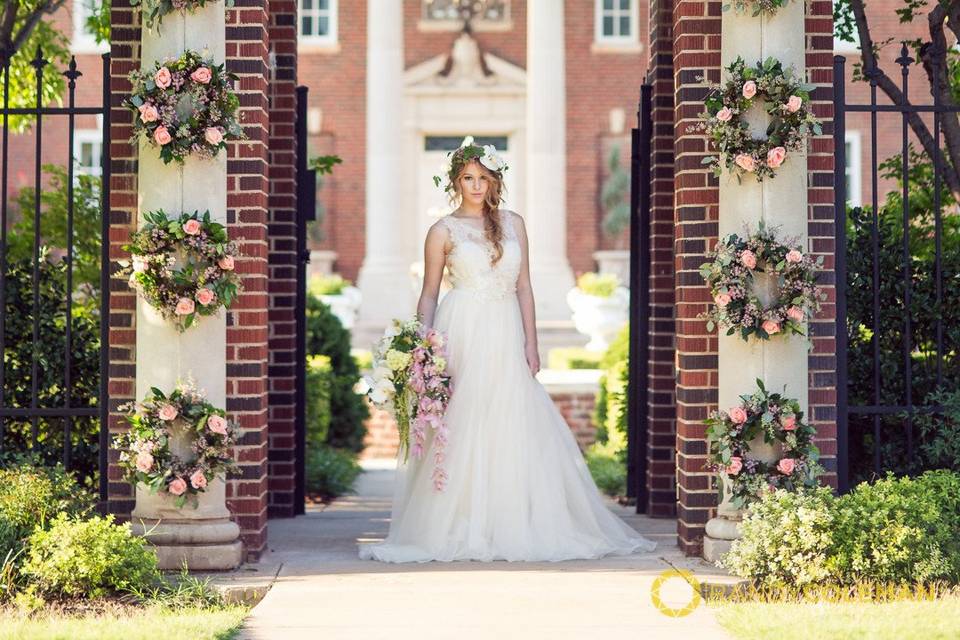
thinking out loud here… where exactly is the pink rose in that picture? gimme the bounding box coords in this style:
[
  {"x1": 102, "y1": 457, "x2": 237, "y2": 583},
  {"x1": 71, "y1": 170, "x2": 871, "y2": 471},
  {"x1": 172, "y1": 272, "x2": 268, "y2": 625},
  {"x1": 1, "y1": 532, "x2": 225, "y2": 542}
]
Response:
[
  {"x1": 158, "y1": 403, "x2": 178, "y2": 421},
  {"x1": 189, "y1": 469, "x2": 208, "y2": 490},
  {"x1": 786, "y1": 95, "x2": 803, "y2": 113},
  {"x1": 153, "y1": 126, "x2": 172, "y2": 145},
  {"x1": 154, "y1": 66, "x2": 172, "y2": 88},
  {"x1": 782, "y1": 415, "x2": 797, "y2": 431},
  {"x1": 190, "y1": 66, "x2": 212, "y2": 84},
  {"x1": 196, "y1": 288, "x2": 216, "y2": 306},
  {"x1": 138, "y1": 104, "x2": 159, "y2": 123},
  {"x1": 734, "y1": 154, "x2": 756, "y2": 173},
  {"x1": 175, "y1": 297, "x2": 195, "y2": 315},
  {"x1": 168, "y1": 477, "x2": 188, "y2": 496},
  {"x1": 217, "y1": 255, "x2": 235, "y2": 271},
  {"x1": 135, "y1": 451, "x2": 154, "y2": 473},
  {"x1": 787, "y1": 306, "x2": 805, "y2": 322},
  {"x1": 728, "y1": 406, "x2": 748, "y2": 424},
  {"x1": 766, "y1": 146, "x2": 787, "y2": 169},
  {"x1": 182, "y1": 218, "x2": 202, "y2": 235},
  {"x1": 204, "y1": 127, "x2": 223, "y2": 145},
  {"x1": 785, "y1": 249, "x2": 803, "y2": 263},
  {"x1": 740, "y1": 250, "x2": 757, "y2": 270},
  {"x1": 716, "y1": 107, "x2": 733, "y2": 122},
  {"x1": 762, "y1": 319, "x2": 781, "y2": 335},
  {"x1": 714, "y1": 292, "x2": 732, "y2": 308},
  {"x1": 207, "y1": 414, "x2": 228, "y2": 435},
  {"x1": 742, "y1": 80, "x2": 757, "y2": 99},
  {"x1": 726, "y1": 456, "x2": 743, "y2": 475},
  {"x1": 777, "y1": 458, "x2": 796, "y2": 475}
]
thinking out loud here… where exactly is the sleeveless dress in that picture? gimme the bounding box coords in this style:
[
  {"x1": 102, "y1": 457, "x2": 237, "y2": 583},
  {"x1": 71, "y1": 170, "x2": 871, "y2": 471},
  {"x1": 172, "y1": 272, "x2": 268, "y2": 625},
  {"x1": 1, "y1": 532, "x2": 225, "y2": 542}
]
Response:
[{"x1": 357, "y1": 208, "x2": 657, "y2": 562}]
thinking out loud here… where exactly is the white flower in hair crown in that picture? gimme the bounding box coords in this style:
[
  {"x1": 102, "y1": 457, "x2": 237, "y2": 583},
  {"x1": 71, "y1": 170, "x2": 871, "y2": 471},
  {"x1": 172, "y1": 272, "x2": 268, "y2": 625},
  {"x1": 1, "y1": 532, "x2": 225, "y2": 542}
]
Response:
[{"x1": 433, "y1": 136, "x2": 509, "y2": 189}]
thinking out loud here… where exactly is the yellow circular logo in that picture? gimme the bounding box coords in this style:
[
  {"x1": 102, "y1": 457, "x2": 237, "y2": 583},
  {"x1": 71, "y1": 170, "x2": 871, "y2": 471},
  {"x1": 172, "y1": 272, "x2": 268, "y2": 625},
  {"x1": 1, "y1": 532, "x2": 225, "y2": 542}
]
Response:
[{"x1": 650, "y1": 569, "x2": 702, "y2": 617}]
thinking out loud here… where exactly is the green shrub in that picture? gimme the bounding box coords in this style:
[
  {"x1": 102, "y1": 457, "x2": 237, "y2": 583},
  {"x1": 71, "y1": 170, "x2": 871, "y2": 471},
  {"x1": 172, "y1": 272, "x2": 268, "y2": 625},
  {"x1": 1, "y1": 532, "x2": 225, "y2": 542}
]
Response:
[
  {"x1": 599, "y1": 323, "x2": 629, "y2": 370},
  {"x1": 910, "y1": 388, "x2": 960, "y2": 473},
  {"x1": 547, "y1": 347, "x2": 603, "y2": 370},
  {"x1": 351, "y1": 348, "x2": 373, "y2": 371},
  {"x1": 306, "y1": 294, "x2": 369, "y2": 453},
  {"x1": 575, "y1": 272, "x2": 621, "y2": 298},
  {"x1": 308, "y1": 273, "x2": 350, "y2": 296},
  {"x1": 22, "y1": 513, "x2": 159, "y2": 599},
  {"x1": 304, "y1": 445, "x2": 362, "y2": 500},
  {"x1": 305, "y1": 355, "x2": 332, "y2": 447},
  {"x1": 585, "y1": 446, "x2": 626, "y2": 497}
]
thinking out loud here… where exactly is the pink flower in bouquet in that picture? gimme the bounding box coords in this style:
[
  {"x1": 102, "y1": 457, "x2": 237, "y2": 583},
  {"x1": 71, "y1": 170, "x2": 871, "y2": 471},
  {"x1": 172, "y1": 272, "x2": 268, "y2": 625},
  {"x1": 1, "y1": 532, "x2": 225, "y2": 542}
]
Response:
[
  {"x1": 716, "y1": 107, "x2": 733, "y2": 122},
  {"x1": 734, "y1": 154, "x2": 756, "y2": 173},
  {"x1": 168, "y1": 477, "x2": 188, "y2": 496},
  {"x1": 412, "y1": 346, "x2": 427, "y2": 362},
  {"x1": 787, "y1": 306, "x2": 805, "y2": 322},
  {"x1": 742, "y1": 80, "x2": 757, "y2": 99},
  {"x1": 715, "y1": 292, "x2": 731, "y2": 308},
  {"x1": 427, "y1": 376, "x2": 444, "y2": 389},
  {"x1": 182, "y1": 218, "x2": 202, "y2": 235},
  {"x1": 777, "y1": 458, "x2": 796, "y2": 475},
  {"x1": 154, "y1": 66, "x2": 172, "y2": 88},
  {"x1": 204, "y1": 127, "x2": 223, "y2": 145},
  {"x1": 786, "y1": 249, "x2": 803, "y2": 263},
  {"x1": 786, "y1": 95, "x2": 803, "y2": 113},
  {"x1": 154, "y1": 126, "x2": 172, "y2": 145},
  {"x1": 138, "y1": 104, "x2": 159, "y2": 123},
  {"x1": 766, "y1": 146, "x2": 787, "y2": 169},
  {"x1": 135, "y1": 451, "x2": 154, "y2": 472},
  {"x1": 726, "y1": 456, "x2": 743, "y2": 475},
  {"x1": 781, "y1": 415, "x2": 797, "y2": 431},
  {"x1": 196, "y1": 287, "x2": 216, "y2": 306},
  {"x1": 426, "y1": 328, "x2": 445, "y2": 349},
  {"x1": 175, "y1": 297, "x2": 196, "y2": 315},
  {"x1": 190, "y1": 67, "x2": 212, "y2": 84},
  {"x1": 158, "y1": 403, "x2": 178, "y2": 421},
  {"x1": 218, "y1": 255, "x2": 235, "y2": 271},
  {"x1": 740, "y1": 250, "x2": 757, "y2": 269},
  {"x1": 190, "y1": 469, "x2": 208, "y2": 489},
  {"x1": 207, "y1": 414, "x2": 228, "y2": 435},
  {"x1": 762, "y1": 319, "x2": 781, "y2": 335},
  {"x1": 728, "y1": 406, "x2": 748, "y2": 424}
]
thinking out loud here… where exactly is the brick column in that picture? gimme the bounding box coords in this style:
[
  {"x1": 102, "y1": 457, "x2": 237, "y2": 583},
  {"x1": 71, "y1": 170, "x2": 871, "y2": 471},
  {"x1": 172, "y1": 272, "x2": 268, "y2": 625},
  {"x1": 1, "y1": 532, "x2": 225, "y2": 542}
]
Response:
[
  {"x1": 644, "y1": 0, "x2": 678, "y2": 519},
  {"x1": 225, "y1": 1, "x2": 271, "y2": 561},
  {"x1": 672, "y1": 0, "x2": 722, "y2": 556}
]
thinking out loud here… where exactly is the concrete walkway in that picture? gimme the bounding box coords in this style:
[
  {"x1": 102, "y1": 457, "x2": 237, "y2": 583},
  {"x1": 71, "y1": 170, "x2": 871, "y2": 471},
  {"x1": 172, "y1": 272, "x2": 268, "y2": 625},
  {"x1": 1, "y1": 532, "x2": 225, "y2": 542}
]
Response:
[{"x1": 238, "y1": 459, "x2": 738, "y2": 640}]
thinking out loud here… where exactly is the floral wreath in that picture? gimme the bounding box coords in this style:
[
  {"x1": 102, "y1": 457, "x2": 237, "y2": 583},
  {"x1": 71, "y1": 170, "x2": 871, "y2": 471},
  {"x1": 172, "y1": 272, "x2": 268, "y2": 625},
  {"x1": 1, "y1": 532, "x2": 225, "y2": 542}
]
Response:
[
  {"x1": 698, "y1": 222, "x2": 824, "y2": 341},
  {"x1": 126, "y1": 49, "x2": 245, "y2": 165},
  {"x1": 699, "y1": 56, "x2": 822, "y2": 181},
  {"x1": 119, "y1": 209, "x2": 241, "y2": 332},
  {"x1": 705, "y1": 379, "x2": 823, "y2": 510},
  {"x1": 114, "y1": 381, "x2": 239, "y2": 509},
  {"x1": 132, "y1": 0, "x2": 235, "y2": 32},
  {"x1": 722, "y1": 0, "x2": 792, "y2": 16},
  {"x1": 432, "y1": 135, "x2": 509, "y2": 194}
]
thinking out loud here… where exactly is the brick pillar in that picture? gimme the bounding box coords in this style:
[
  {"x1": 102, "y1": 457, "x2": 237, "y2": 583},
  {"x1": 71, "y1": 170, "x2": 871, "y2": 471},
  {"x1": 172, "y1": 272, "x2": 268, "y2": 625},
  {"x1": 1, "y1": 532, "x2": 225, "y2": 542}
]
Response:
[
  {"x1": 106, "y1": 0, "x2": 139, "y2": 517},
  {"x1": 225, "y1": 1, "x2": 271, "y2": 561},
  {"x1": 266, "y1": 0, "x2": 301, "y2": 517},
  {"x1": 806, "y1": 0, "x2": 838, "y2": 489},
  {"x1": 672, "y1": 0, "x2": 722, "y2": 556},
  {"x1": 644, "y1": 0, "x2": 678, "y2": 519}
]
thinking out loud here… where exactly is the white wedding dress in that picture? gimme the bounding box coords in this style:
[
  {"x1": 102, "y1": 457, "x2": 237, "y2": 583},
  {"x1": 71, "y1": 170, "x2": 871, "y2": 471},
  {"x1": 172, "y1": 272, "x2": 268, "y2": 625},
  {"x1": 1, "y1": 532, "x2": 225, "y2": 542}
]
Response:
[{"x1": 357, "y1": 208, "x2": 657, "y2": 563}]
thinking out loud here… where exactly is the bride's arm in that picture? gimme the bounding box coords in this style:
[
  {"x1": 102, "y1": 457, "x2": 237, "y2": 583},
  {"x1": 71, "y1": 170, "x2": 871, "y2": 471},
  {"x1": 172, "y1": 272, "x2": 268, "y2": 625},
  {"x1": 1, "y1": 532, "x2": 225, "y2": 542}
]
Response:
[
  {"x1": 417, "y1": 221, "x2": 448, "y2": 328},
  {"x1": 513, "y1": 213, "x2": 540, "y2": 376}
]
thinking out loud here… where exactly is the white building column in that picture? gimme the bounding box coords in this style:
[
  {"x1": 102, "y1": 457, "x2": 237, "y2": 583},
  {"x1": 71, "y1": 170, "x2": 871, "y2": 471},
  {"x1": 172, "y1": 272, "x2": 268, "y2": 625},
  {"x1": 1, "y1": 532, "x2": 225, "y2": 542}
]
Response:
[
  {"x1": 356, "y1": 0, "x2": 410, "y2": 327},
  {"x1": 526, "y1": 0, "x2": 576, "y2": 322}
]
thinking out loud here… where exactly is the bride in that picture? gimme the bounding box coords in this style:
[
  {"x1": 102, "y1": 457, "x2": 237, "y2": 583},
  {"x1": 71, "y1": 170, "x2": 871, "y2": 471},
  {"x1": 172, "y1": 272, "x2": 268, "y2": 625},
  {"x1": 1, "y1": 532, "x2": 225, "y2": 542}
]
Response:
[{"x1": 357, "y1": 138, "x2": 657, "y2": 563}]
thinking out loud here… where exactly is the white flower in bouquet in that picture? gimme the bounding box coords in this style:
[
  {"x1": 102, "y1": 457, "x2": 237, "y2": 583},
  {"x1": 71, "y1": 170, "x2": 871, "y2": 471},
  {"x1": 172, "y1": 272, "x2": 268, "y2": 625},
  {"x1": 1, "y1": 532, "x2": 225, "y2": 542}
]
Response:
[
  {"x1": 372, "y1": 365, "x2": 392, "y2": 381},
  {"x1": 355, "y1": 377, "x2": 372, "y2": 395},
  {"x1": 370, "y1": 386, "x2": 389, "y2": 404},
  {"x1": 460, "y1": 135, "x2": 474, "y2": 147}
]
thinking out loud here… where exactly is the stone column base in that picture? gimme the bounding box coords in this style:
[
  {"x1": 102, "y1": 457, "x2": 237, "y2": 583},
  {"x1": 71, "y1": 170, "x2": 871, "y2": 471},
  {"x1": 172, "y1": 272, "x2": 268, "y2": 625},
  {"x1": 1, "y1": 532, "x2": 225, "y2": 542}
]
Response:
[
  {"x1": 702, "y1": 515, "x2": 742, "y2": 563},
  {"x1": 131, "y1": 518, "x2": 243, "y2": 570}
]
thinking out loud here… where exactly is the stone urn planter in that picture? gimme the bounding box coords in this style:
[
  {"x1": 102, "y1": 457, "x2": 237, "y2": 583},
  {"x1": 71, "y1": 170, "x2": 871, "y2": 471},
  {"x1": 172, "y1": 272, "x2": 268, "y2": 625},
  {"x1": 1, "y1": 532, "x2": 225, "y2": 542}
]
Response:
[
  {"x1": 565, "y1": 273, "x2": 629, "y2": 352},
  {"x1": 319, "y1": 285, "x2": 362, "y2": 330}
]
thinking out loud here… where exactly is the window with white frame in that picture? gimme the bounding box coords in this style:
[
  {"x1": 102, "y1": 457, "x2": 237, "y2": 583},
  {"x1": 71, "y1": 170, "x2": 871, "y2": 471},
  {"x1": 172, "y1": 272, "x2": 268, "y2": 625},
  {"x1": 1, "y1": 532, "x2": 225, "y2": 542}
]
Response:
[
  {"x1": 844, "y1": 131, "x2": 862, "y2": 208},
  {"x1": 73, "y1": 116, "x2": 103, "y2": 179},
  {"x1": 72, "y1": 0, "x2": 107, "y2": 54},
  {"x1": 595, "y1": 0, "x2": 638, "y2": 45},
  {"x1": 299, "y1": 0, "x2": 338, "y2": 45},
  {"x1": 421, "y1": 0, "x2": 509, "y2": 23}
]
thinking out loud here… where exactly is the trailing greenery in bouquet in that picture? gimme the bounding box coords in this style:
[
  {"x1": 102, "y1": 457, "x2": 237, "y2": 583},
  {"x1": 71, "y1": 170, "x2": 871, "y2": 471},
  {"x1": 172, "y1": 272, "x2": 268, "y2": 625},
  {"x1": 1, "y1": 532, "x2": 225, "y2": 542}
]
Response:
[
  {"x1": 114, "y1": 381, "x2": 239, "y2": 509},
  {"x1": 133, "y1": 0, "x2": 235, "y2": 32},
  {"x1": 704, "y1": 379, "x2": 823, "y2": 510},
  {"x1": 126, "y1": 49, "x2": 245, "y2": 164},
  {"x1": 359, "y1": 316, "x2": 453, "y2": 491},
  {"x1": 118, "y1": 209, "x2": 241, "y2": 331}
]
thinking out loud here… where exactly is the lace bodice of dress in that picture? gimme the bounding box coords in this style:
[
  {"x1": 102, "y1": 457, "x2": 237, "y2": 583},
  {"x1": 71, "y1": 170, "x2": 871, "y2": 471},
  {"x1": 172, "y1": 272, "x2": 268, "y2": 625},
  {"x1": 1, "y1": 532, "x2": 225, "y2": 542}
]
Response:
[{"x1": 441, "y1": 209, "x2": 522, "y2": 301}]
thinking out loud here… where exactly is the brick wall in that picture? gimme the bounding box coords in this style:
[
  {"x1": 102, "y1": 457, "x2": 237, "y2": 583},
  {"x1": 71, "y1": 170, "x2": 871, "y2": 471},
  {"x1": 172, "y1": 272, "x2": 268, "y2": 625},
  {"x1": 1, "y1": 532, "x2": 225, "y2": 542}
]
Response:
[
  {"x1": 645, "y1": 0, "x2": 678, "y2": 519},
  {"x1": 671, "y1": 0, "x2": 722, "y2": 556}
]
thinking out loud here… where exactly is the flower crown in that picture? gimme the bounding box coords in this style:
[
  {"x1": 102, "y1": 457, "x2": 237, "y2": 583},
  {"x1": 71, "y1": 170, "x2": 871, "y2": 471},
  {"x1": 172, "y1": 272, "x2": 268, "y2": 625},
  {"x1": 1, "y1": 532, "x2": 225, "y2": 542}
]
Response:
[{"x1": 432, "y1": 136, "x2": 509, "y2": 192}]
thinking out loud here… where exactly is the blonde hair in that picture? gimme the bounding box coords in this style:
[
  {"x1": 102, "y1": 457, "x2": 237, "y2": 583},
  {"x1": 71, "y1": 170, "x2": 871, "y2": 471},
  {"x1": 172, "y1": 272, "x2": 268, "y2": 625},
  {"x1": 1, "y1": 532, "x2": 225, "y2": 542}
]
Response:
[{"x1": 444, "y1": 150, "x2": 508, "y2": 266}]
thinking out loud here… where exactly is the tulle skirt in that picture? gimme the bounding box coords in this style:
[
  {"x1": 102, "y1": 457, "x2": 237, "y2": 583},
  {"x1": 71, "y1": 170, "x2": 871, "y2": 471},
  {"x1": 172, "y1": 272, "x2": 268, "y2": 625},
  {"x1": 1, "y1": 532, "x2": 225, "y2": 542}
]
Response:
[{"x1": 357, "y1": 287, "x2": 658, "y2": 563}]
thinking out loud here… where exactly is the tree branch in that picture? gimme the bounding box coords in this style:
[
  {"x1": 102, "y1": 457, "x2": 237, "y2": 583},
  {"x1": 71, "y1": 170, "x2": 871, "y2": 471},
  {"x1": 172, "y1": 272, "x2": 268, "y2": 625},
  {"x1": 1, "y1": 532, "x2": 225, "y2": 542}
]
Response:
[{"x1": 0, "y1": 0, "x2": 68, "y2": 60}]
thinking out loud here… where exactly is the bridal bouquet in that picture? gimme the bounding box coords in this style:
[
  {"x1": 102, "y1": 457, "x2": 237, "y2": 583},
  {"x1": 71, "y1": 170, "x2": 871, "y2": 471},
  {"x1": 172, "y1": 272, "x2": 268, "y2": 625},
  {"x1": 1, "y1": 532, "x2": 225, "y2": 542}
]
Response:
[{"x1": 359, "y1": 316, "x2": 453, "y2": 491}]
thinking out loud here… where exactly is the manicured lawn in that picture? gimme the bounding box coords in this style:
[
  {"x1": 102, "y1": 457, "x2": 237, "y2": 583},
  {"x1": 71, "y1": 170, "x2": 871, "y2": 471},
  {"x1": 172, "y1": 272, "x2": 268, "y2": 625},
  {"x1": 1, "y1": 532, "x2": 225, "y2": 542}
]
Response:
[
  {"x1": 713, "y1": 595, "x2": 960, "y2": 640},
  {"x1": 0, "y1": 605, "x2": 248, "y2": 640}
]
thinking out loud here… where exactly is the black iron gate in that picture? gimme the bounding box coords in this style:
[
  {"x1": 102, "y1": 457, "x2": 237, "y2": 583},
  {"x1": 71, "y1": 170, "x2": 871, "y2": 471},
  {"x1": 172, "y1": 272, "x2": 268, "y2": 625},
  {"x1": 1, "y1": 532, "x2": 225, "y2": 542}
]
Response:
[
  {"x1": 0, "y1": 48, "x2": 111, "y2": 504},
  {"x1": 833, "y1": 47, "x2": 959, "y2": 493},
  {"x1": 626, "y1": 83, "x2": 652, "y2": 512},
  {"x1": 294, "y1": 85, "x2": 317, "y2": 514}
]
